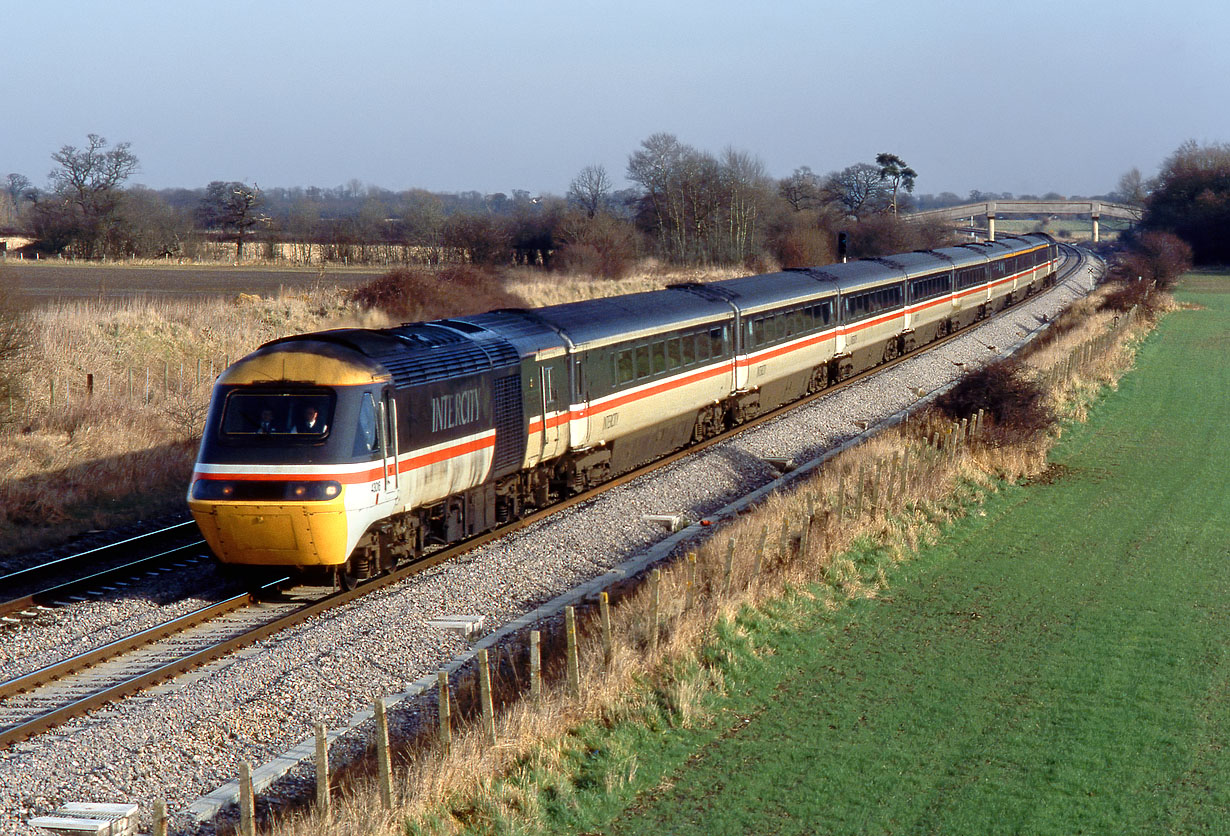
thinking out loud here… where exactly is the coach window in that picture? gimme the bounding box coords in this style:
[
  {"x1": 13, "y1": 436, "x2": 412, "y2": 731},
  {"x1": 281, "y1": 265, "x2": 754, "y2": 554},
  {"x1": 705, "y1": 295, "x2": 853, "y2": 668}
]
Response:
[
  {"x1": 681, "y1": 332, "x2": 696, "y2": 366},
  {"x1": 651, "y1": 341, "x2": 667, "y2": 375},
  {"x1": 710, "y1": 325, "x2": 727, "y2": 357},
  {"x1": 635, "y1": 344, "x2": 651, "y2": 379},
  {"x1": 667, "y1": 337, "x2": 682, "y2": 370},
  {"x1": 616, "y1": 349, "x2": 635, "y2": 385}
]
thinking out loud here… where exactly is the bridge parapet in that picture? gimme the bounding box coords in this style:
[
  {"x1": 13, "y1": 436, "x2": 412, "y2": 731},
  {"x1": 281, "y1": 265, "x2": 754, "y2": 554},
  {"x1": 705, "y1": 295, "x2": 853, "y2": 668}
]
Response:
[{"x1": 908, "y1": 199, "x2": 1140, "y2": 242}]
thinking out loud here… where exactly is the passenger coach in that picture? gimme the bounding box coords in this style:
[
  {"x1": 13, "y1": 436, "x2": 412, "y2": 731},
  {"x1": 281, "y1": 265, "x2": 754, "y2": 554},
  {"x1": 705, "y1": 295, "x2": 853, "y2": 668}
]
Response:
[{"x1": 189, "y1": 234, "x2": 1060, "y2": 585}]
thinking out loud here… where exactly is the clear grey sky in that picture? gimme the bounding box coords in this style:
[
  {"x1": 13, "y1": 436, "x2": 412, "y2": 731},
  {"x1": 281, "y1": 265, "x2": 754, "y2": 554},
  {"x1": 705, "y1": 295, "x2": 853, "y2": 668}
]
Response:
[{"x1": 4, "y1": 0, "x2": 1227, "y2": 199}]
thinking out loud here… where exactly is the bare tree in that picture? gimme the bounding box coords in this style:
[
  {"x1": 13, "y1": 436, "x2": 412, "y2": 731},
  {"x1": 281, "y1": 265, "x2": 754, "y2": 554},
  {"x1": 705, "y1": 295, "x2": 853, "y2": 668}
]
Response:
[
  {"x1": 41, "y1": 134, "x2": 139, "y2": 257},
  {"x1": 875, "y1": 152, "x2": 917, "y2": 216},
  {"x1": 1113, "y1": 168, "x2": 1148, "y2": 206},
  {"x1": 2, "y1": 174, "x2": 35, "y2": 226},
  {"x1": 567, "y1": 164, "x2": 612, "y2": 218},
  {"x1": 197, "y1": 181, "x2": 264, "y2": 259},
  {"x1": 400, "y1": 189, "x2": 446, "y2": 264},
  {"x1": 779, "y1": 166, "x2": 822, "y2": 211},
  {"x1": 719, "y1": 147, "x2": 772, "y2": 263},
  {"x1": 823, "y1": 163, "x2": 886, "y2": 219}
]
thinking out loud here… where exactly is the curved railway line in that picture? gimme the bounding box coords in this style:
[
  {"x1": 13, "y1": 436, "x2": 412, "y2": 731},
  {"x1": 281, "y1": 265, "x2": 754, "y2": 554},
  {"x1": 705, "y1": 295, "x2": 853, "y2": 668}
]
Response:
[{"x1": 0, "y1": 245, "x2": 1091, "y2": 750}]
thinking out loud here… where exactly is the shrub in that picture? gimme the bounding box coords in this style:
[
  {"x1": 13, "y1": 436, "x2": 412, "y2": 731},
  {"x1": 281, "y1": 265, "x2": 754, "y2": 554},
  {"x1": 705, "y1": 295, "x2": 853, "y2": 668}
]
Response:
[
  {"x1": 555, "y1": 213, "x2": 639, "y2": 279},
  {"x1": 935, "y1": 358, "x2": 1053, "y2": 441},
  {"x1": 347, "y1": 265, "x2": 524, "y2": 321}
]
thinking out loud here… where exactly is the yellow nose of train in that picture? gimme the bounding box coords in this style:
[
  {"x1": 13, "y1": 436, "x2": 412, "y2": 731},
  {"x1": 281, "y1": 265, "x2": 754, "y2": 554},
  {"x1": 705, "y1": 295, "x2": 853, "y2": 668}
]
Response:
[{"x1": 188, "y1": 338, "x2": 392, "y2": 570}]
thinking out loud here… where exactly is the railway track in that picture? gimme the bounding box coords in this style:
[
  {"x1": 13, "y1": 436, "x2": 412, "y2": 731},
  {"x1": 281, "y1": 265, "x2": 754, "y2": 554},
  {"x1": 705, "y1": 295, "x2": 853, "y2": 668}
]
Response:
[
  {"x1": 0, "y1": 520, "x2": 211, "y2": 623},
  {"x1": 0, "y1": 248, "x2": 1090, "y2": 749}
]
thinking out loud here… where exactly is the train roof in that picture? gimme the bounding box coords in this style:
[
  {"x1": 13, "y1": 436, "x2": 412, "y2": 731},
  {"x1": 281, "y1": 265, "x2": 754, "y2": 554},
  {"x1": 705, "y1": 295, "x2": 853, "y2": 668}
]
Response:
[
  {"x1": 676, "y1": 270, "x2": 839, "y2": 315},
  {"x1": 452, "y1": 309, "x2": 570, "y2": 360},
  {"x1": 262, "y1": 323, "x2": 520, "y2": 389},
  {"x1": 529, "y1": 287, "x2": 733, "y2": 349}
]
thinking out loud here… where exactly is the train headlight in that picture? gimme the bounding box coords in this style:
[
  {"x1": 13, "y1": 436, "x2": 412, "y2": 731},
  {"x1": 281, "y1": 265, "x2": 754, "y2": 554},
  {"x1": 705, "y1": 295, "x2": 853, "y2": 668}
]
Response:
[
  {"x1": 191, "y1": 479, "x2": 341, "y2": 501},
  {"x1": 191, "y1": 480, "x2": 236, "y2": 500},
  {"x1": 286, "y1": 481, "x2": 342, "y2": 501}
]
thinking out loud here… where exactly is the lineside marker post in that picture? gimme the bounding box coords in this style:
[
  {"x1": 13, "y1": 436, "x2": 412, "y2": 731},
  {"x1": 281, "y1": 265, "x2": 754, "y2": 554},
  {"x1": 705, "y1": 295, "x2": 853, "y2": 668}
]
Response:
[
  {"x1": 437, "y1": 672, "x2": 452, "y2": 754},
  {"x1": 152, "y1": 799, "x2": 167, "y2": 836},
  {"x1": 649, "y1": 571, "x2": 662, "y2": 651},
  {"x1": 314, "y1": 722, "x2": 330, "y2": 817},
  {"x1": 478, "y1": 649, "x2": 497, "y2": 745},
  {"x1": 239, "y1": 760, "x2": 255, "y2": 836},
  {"x1": 565, "y1": 606, "x2": 581, "y2": 698},
  {"x1": 872, "y1": 460, "x2": 882, "y2": 517},
  {"x1": 599, "y1": 594, "x2": 613, "y2": 666},
  {"x1": 723, "y1": 538, "x2": 734, "y2": 595},
  {"x1": 529, "y1": 630, "x2": 542, "y2": 699},
  {"x1": 374, "y1": 698, "x2": 393, "y2": 809},
  {"x1": 900, "y1": 451, "x2": 910, "y2": 500}
]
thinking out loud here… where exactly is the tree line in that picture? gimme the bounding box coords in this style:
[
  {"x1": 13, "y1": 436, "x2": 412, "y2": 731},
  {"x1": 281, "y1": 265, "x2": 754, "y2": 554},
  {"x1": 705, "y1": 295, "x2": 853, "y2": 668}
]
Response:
[
  {"x1": 0, "y1": 133, "x2": 956, "y2": 271},
  {"x1": 4, "y1": 133, "x2": 1223, "y2": 271}
]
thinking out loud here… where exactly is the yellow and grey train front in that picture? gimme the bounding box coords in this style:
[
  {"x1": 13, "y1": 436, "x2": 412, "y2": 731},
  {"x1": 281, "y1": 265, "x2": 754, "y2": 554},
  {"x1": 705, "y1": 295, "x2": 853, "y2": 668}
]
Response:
[{"x1": 188, "y1": 336, "x2": 399, "y2": 580}]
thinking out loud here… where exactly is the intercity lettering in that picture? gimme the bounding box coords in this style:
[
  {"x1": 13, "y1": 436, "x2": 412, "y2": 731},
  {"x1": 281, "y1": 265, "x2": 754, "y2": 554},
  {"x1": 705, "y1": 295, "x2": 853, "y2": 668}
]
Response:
[{"x1": 431, "y1": 388, "x2": 481, "y2": 432}]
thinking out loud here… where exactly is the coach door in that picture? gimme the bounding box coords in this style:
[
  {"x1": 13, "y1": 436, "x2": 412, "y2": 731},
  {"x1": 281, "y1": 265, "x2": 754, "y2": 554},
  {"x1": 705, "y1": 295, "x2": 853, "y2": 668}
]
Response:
[
  {"x1": 538, "y1": 362, "x2": 564, "y2": 460},
  {"x1": 380, "y1": 391, "x2": 399, "y2": 496}
]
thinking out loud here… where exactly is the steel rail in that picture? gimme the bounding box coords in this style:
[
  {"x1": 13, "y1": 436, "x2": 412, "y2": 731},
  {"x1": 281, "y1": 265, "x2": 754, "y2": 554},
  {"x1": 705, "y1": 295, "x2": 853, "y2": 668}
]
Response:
[{"x1": 0, "y1": 541, "x2": 210, "y2": 621}]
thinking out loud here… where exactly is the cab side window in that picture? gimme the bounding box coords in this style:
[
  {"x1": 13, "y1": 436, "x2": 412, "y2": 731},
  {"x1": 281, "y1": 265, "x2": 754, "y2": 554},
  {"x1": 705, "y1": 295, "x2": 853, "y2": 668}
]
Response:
[{"x1": 355, "y1": 392, "x2": 379, "y2": 455}]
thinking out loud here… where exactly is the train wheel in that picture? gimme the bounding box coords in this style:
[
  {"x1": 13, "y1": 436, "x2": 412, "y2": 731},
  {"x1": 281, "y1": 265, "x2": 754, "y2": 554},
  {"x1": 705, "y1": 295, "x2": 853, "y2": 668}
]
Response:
[{"x1": 338, "y1": 551, "x2": 375, "y2": 591}]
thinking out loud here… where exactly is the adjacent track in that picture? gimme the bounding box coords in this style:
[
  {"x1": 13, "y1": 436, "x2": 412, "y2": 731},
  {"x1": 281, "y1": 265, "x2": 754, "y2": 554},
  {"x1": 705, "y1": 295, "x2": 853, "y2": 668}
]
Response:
[
  {"x1": 0, "y1": 520, "x2": 209, "y2": 622},
  {"x1": 0, "y1": 248, "x2": 1090, "y2": 748}
]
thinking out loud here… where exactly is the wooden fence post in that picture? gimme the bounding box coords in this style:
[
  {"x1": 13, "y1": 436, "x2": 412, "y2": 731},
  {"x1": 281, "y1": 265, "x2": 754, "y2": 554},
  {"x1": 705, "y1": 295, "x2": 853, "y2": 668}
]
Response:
[
  {"x1": 437, "y1": 671, "x2": 451, "y2": 754},
  {"x1": 152, "y1": 800, "x2": 167, "y2": 836},
  {"x1": 600, "y1": 594, "x2": 613, "y2": 665},
  {"x1": 722, "y1": 538, "x2": 734, "y2": 594},
  {"x1": 478, "y1": 648, "x2": 497, "y2": 745},
  {"x1": 565, "y1": 606, "x2": 581, "y2": 697},
  {"x1": 684, "y1": 555, "x2": 696, "y2": 610},
  {"x1": 314, "y1": 722, "x2": 330, "y2": 817},
  {"x1": 374, "y1": 698, "x2": 393, "y2": 809},
  {"x1": 239, "y1": 760, "x2": 255, "y2": 836},
  {"x1": 649, "y1": 571, "x2": 662, "y2": 650},
  {"x1": 754, "y1": 525, "x2": 768, "y2": 575},
  {"x1": 529, "y1": 630, "x2": 542, "y2": 699}
]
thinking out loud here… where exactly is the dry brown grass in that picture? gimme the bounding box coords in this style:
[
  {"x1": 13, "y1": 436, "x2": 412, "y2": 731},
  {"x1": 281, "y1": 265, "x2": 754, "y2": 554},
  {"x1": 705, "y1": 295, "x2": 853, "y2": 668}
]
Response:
[{"x1": 250, "y1": 284, "x2": 1163, "y2": 836}]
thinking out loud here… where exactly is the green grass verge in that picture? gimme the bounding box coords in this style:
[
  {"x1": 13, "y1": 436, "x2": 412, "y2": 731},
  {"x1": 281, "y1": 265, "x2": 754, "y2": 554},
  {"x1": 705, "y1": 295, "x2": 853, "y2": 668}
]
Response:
[{"x1": 418, "y1": 274, "x2": 1230, "y2": 835}]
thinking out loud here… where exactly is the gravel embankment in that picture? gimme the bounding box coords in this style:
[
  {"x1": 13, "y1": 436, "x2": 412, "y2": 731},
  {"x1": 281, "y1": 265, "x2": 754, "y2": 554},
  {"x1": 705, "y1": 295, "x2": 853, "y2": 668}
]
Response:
[{"x1": 0, "y1": 260, "x2": 1100, "y2": 835}]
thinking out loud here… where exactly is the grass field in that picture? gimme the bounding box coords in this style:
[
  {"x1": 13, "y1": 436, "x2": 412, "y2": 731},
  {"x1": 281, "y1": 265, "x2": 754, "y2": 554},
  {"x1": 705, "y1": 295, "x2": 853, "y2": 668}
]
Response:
[
  {"x1": 417, "y1": 273, "x2": 1229, "y2": 835},
  {"x1": 0, "y1": 260, "x2": 383, "y2": 302}
]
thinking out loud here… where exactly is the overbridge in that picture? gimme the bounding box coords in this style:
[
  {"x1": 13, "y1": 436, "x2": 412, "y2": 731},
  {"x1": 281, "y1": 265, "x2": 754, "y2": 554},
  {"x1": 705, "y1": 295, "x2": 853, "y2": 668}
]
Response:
[{"x1": 908, "y1": 200, "x2": 1141, "y2": 242}]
